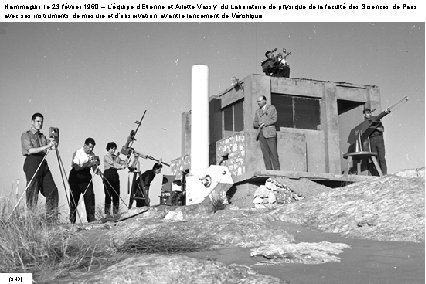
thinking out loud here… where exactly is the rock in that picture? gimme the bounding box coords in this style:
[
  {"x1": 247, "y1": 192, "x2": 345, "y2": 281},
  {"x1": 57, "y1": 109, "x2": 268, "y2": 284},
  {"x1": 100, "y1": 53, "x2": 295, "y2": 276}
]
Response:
[
  {"x1": 164, "y1": 211, "x2": 184, "y2": 222},
  {"x1": 253, "y1": 179, "x2": 304, "y2": 207},
  {"x1": 62, "y1": 254, "x2": 281, "y2": 283},
  {"x1": 254, "y1": 185, "x2": 270, "y2": 198},
  {"x1": 250, "y1": 241, "x2": 350, "y2": 265},
  {"x1": 270, "y1": 177, "x2": 328, "y2": 199},
  {"x1": 270, "y1": 175, "x2": 425, "y2": 242},
  {"x1": 394, "y1": 167, "x2": 425, "y2": 178},
  {"x1": 108, "y1": 209, "x2": 295, "y2": 252}
]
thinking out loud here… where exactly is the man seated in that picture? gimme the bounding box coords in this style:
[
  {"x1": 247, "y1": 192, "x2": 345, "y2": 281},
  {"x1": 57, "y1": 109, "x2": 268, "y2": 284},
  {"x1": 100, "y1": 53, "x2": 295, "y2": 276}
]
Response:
[
  {"x1": 261, "y1": 48, "x2": 291, "y2": 77},
  {"x1": 261, "y1": 49, "x2": 278, "y2": 75},
  {"x1": 275, "y1": 49, "x2": 291, "y2": 78}
]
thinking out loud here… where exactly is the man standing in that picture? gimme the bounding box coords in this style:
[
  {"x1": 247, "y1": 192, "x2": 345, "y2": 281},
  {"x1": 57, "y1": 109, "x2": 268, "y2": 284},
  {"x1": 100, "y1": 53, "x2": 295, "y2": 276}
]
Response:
[
  {"x1": 253, "y1": 96, "x2": 280, "y2": 170},
  {"x1": 103, "y1": 142, "x2": 127, "y2": 217},
  {"x1": 69, "y1": 138, "x2": 98, "y2": 223},
  {"x1": 361, "y1": 107, "x2": 391, "y2": 175},
  {"x1": 21, "y1": 113, "x2": 59, "y2": 221}
]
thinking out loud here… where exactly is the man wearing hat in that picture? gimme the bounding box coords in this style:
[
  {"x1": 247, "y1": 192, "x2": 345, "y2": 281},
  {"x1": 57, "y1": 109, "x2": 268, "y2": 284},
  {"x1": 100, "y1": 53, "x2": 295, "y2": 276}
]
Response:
[{"x1": 361, "y1": 106, "x2": 391, "y2": 175}]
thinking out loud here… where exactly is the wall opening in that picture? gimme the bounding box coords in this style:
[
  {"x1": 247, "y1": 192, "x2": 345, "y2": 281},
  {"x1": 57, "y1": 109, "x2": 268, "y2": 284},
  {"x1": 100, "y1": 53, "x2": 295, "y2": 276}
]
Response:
[
  {"x1": 222, "y1": 99, "x2": 244, "y2": 138},
  {"x1": 337, "y1": 99, "x2": 365, "y2": 172},
  {"x1": 271, "y1": 93, "x2": 321, "y2": 130}
]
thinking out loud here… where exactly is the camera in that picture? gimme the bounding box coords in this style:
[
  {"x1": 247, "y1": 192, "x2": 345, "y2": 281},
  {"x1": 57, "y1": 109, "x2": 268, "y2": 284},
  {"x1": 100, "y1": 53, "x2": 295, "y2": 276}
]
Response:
[
  {"x1": 49, "y1": 127, "x2": 59, "y2": 144},
  {"x1": 92, "y1": 155, "x2": 101, "y2": 166}
]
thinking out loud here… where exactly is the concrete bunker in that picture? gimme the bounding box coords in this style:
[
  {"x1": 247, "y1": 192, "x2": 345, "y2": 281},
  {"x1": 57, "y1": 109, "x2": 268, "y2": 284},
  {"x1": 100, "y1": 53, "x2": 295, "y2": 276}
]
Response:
[{"x1": 171, "y1": 74, "x2": 383, "y2": 200}]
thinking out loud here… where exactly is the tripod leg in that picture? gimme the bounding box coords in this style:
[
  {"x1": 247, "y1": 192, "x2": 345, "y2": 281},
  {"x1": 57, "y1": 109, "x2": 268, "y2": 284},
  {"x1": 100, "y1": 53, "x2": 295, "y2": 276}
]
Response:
[
  {"x1": 56, "y1": 150, "x2": 71, "y2": 207},
  {"x1": 57, "y1": 149, "x2": 82, "y2": 224},
  {"x1": 128, "y1": 172, "x2": 137, "y2": 209},
  {"x1": 371, "y1": 156, "x2": 383, "y2": 177}
]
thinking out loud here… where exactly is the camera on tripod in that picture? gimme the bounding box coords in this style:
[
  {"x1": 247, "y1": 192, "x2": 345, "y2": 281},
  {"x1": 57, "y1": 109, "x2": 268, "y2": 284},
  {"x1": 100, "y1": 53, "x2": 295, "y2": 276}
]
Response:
[
  {"x1": 49, "y1": 127, "x2": 59, "y2": 144},
  {"x1": 91, "y1": 155, "x2": 101, "y2": 166}
]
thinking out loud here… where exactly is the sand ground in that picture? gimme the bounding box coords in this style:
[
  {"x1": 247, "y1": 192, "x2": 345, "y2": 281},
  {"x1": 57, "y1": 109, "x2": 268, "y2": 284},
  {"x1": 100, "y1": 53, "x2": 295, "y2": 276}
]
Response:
[{"x1": 186, "y1": 221, "x2": 424, "y2": 284}]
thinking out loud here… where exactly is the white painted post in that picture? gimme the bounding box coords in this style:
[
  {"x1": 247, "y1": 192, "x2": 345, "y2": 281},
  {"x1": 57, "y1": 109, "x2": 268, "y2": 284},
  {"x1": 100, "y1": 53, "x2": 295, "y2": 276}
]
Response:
[
  {"x1": 186, "y1": 65, "x2": 210, "y2": 205},
  {"x1": 190, "y1": 65, "x2": 209, "y2": 176}
]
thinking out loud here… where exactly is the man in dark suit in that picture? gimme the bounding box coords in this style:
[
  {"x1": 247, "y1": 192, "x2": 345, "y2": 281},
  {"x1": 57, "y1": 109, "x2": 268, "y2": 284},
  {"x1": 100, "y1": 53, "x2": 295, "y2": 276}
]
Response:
[
  {"x1": 360, "y1": 107, "x2": 391, "y2": 175},
  {"x1": 253, "y1": 96, "x2": 280, "y2": 170}
]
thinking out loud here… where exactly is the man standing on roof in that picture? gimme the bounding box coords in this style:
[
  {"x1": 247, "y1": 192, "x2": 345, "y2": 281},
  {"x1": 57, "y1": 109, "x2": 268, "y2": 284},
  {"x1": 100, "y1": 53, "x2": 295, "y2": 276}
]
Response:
[
  {"x1": 361, "y1": 106, "x2": 391, "y2": 176},
  {"x1": 253, "y1": 95, "x2": 280, "y2": 171}
]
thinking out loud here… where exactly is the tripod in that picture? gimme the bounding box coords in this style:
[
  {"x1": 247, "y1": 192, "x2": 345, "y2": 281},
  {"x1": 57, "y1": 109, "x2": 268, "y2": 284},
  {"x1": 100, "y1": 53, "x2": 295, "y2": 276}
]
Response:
[
  {"x1": 8, "y1": 147, "x2": 75, "y2": 223},
  {"x1": 97, "y1": 169, "x2": 129, "y2": 210},
  {"x1": 8, "y1": 150, "x2": 51, "y2": 220},
  {"x1": 128, "y1": 170, "x2": 150, "y2": 209},
  {"x1": 55, "y1": 148, "x2": 84, "y2": 225}
]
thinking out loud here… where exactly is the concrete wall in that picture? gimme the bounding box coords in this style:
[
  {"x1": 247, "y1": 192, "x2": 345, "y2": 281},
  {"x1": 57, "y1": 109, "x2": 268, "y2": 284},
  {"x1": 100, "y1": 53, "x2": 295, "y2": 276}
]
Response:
[
  {"x1": 280, "y1": 127, "x2": 326, "y2": 173},
  {"x1": 181, "y1": 112, "x2": 191, "y2": 156},
  {"x1": 216, "y1": 130, "x2": 308, "y2": 182},
  {"x1": 243, "y1": 131, "x2": 263, "y2": 179},
  {"x1": 322, "y1": 82, "x2": 341, "y2": 174},
  {"x1": 209, "y1": 98, "x2": 222, "y2": 164},
  {"x1": 171, "y1": 154, "x2": 190, "y2": 180},
  {"x1": 337, "y1": 102, "x2": 364, "y2": 172},
  {"x1": 271, "y1": 77, "x2": 324, "y2": 98},
  {"x1": 216, "y1": 132, "x2": 246, "y2": 178},
  {"x1": 269, "y1": 77, "x2": 379, "y2": 174},
  {"x1": 367, "y1": 85, "x2": 382, "y2": 113},
  {"x1": 244, "y1": 75, "x2": 271, "y2": 132}
]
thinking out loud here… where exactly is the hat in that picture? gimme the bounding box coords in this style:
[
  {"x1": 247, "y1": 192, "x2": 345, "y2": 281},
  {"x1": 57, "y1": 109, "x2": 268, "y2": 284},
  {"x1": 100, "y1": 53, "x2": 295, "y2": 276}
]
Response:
[
  {"x1": 363, "y1": 108, "x2": 376, "y2": 114},
  {"x1": 153, "y1": 162, "x2": 162, "y2": 170},
  {"x1": 363, "y1": 101, "x2": 373, "y2": 114}
]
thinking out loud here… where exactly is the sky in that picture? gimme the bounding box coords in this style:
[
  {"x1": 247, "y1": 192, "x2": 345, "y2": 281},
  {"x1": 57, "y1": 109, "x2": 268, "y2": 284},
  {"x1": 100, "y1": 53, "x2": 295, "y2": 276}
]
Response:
[{"x1": 0, "y1": 22, "x2": 424, "y2": 210}]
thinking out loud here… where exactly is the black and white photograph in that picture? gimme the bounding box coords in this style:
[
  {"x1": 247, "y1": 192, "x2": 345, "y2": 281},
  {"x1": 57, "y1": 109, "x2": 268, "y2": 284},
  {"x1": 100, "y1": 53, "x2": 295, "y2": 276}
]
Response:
[{"x1": 0, "y1": 19, "x2": 424, "y2": 283}]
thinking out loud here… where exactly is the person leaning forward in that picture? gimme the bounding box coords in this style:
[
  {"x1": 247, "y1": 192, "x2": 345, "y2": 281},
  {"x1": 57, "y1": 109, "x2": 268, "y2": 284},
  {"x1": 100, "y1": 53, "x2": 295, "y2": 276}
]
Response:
[
  {"x1": 69, "y1": 138, "x2": 99, "y2": 224},
  {"x1": 253, "y1": 96, "x2": 280, "y2": 170},
  {"x1": 129, "y1": 162, "x2": 162, "y2": 208},
  {"x1": 21, "y1": 112, "x2": 59, "y2": 222}
]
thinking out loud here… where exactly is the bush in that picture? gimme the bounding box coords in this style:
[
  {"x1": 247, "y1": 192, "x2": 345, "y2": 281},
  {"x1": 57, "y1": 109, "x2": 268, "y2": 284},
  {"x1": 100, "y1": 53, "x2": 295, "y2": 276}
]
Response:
[{"x1": 0, "y1": 200, "x2": 64, "y2": 272}]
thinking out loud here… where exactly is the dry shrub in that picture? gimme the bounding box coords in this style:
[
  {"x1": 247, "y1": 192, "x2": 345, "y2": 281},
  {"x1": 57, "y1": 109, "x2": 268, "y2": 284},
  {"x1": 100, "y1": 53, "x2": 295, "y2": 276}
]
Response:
[
  {"x1": 211, "y1": 195, "x2": 226, "y2": 212},
  {"x1": 0, "y1": 201, "x2": 62, "y2": 272},
  {"x1": 0, "y1": 199, "x2": 114, "y2": 278}
]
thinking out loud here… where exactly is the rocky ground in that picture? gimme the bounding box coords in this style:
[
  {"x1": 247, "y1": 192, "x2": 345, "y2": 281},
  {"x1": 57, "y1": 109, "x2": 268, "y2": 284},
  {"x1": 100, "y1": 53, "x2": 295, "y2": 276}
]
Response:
[
  {"x1": 268, "y1": 174, "x2": 425, "y2": 242},
  {"x1": 36, "y1": 170, "x2": 424, "y2": 283}
]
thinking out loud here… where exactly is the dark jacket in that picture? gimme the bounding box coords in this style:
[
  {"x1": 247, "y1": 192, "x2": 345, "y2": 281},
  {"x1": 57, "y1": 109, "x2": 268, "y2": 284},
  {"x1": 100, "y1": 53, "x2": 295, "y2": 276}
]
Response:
[
  {"x1": 140, "y1": 169, "x2": 156, "y2": 188},
  {"x1": 361, "y1": 109, "x2": 391, "y2": 139}
]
